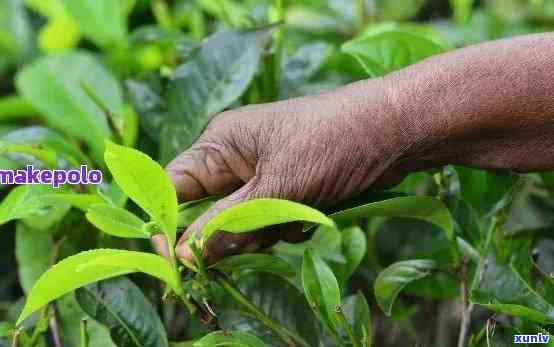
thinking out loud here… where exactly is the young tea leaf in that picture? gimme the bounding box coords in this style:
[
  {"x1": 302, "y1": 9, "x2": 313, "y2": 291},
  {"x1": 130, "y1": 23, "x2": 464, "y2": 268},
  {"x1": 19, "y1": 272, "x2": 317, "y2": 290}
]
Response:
[
  {"x1": 301, "y1": 248, "x2": 341, "y2": 332},
  {"x1": 193, "y1": 331, "x2": 266, "y2": 347},
  {"x1": 334, "y1": 226, "x2": 366, "y2": 284},
  {"x1": 86, "y1": 203, "x2": 149, "y2": 239},
  {"x1": 177, "y1": 197, "x2": 217, "y2": 228},
  {"x1": 201, "y1": 198, "x2": 335, "y2": 244},
  {"x1": 17, "y1": 249, "x2": 176, "y2": 325},
  {"x1": 104, "y1": 141, "x2": 178, "y2": 245},
  {"x1": 0, "y1": 185, "x2": 67, "y2": 226},
  {"x1": 210, "y1": 254, "x2": 294, "y2": 278},
  {"x1": 76, "y1": 277, "x2": 168, "y2": 347},
  {"x1": 374, "y1": 259, "x2": 438, "y2": 316}
]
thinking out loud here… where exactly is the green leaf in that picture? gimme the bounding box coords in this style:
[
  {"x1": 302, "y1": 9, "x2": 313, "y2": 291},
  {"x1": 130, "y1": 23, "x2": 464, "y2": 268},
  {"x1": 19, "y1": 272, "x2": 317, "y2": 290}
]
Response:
[
  {"x1": 0, "y1": 322, "x2": 14, "y2": 338},
  {"x1": 216, "y1": 273, "x2": 319, "y2": 347},
  {"x1": 177, "y1": 197, "x2": 217, "y2": 228},
  {"x1": 38, "y1": 193, "x2": 105, "y2": 211},
  {"x1": 76, "y1": 277, "x2": 168, "y2": 347},
  {"x1": 374, "y1": 259, "x2": 438, "y2": 316},
  {"x1": 193, "y1": 331, "x2": 266, "y2": 347},
  {"x1": 86, "y1": 204, "x2": 149, "y2": 239},
  {"x1": 1, "y1": 126, "x2": 90, "y2": 167},
  {"x1": 104, "y1": 141, "x2": 178, "y2": 245},
  {"x1": 279, "y1": 42, "x2": 333, "y2": 99},
  {"x1": 450, "y1": 0, "x2": 474, "y2": 24},
  {"x1": 17, "y1": 249, "x2": 176, "y2": 325},
  {"x1": 470, "y1": 251, "x2": 554, "y2": 323},
  {"x1": 201, "y1": 198, "x2": 335, "y2": 244},
  {"x1": 162, "y1": 26, "x2": 275, "y2": 163},
  {"x1": 301, "y1": 248, "x2": 341, "y2": 332},
  {"x1": 343, "y1": 292, "x2": 372, "y2": 347},
  {"x1": 334, "y1": 226, "x2": 366, "y2": 284},
  {"x1": 16, "y1": 52, "x2": 121, "y2": 163},
  {"x1": 330, "y1": 196, "x2": 454, "y2": 241},
  {"x1": 210, "y1": 254, "x2": 294, "y2": 278},
  {"x1": 0, "y1": 185, "x2": 67, "y2": 226},
  {"x1": 341, "y1": 23, "x2": 447, "y2": 77},
  {"x1": 15, "y1": 223, "x2": 54, "y2": 294},
  {"x1": 62, "y1": 0, "x2": 127, "y2": 48},
  {"x1": 56, "y1": 294, "x2": 116, "y2": 347}
]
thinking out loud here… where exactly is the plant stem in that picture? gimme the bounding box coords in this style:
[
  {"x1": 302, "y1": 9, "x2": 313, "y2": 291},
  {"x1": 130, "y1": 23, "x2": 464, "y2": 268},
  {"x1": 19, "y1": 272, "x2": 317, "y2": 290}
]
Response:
[
  {"x1": 26, "y1": 306, "x2": 49, "y2": 347},
  {"x1": 11, "y1": 329, "x2": 21, "y2": 347},
  {"x1": 152, "y1": 0, "x2": 173, "y2": 29},
  {"x1": 356, "y1": 0, "x2": 366, "y2": 30},
  {"x1": 0, "y1": 96, "x2": 36, "y2": 120},
  {"x1": 80, "y1": 319, "x2": 88, "y2": 347},
  {"x1": 216, "y1": 275, "x2": 304, "y2": 347},
  {"x1": 458, "y1": 216, "x2": 498, "y2": 347},
  {"x1": 169, "y1": 244, "x2": 197, "y2": 314},
  {"x1": 49, "y1": 305, "x2": 62, "y2": 347}
]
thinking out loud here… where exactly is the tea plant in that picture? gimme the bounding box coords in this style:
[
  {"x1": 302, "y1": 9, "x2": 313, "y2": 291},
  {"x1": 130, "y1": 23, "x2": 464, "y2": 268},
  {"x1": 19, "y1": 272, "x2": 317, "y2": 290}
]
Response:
[{"x1": 1, "y1": 0, "x2": 554, "y2": 347}]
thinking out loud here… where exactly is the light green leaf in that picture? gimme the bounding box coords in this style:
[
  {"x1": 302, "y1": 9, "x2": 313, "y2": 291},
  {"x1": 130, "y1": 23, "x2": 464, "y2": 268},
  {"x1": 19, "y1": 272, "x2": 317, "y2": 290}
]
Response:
[
  {"x1": 301, "y1": 248, "x2": 341, "y2": 332},
  {"x1": 201, "y1": 198, "x2": 335, "y2": 244},
  {"x1": 193, "y1": 331, "x2": 266, "y2": 347},
  {"x1": 39, "y1": 193, "x2": 105, "y2": 211},
  {"x1": 330, "y1": 196, "x2": 454, "y2": 241},
  {"x1": 210, "y1": 254, "x2": 294, "y2": 278},
  {"x1": 15, "y1": 223, "x2": 53, "y2": 293},
  {"x1": 104, "y1": 141, "x2": 178, "y2": 245},
  {"x1": 17, "y1": 249, "x2": 176, "y2": 325},
  {"x1": 62, "y1": 0, "x2": 127, "y2": 48},
  {"x1": 86, "y1": 203, "x2": 148, "y2": 239},
  {"x1": 341, "y1": 23, "x2": 447, "y2": 77},
  {"x1": 16, "y1": 52, "x2": 121, "y2": 162},
  {"x1": 0, "y1": 185, "x2": 67, "y2": 226},
  {"x1": 374, "y1": 259, "x2": 438, "y2": 316},
  {"x1": 162, "y1": 26, "x2": 275, "y2": 163}
]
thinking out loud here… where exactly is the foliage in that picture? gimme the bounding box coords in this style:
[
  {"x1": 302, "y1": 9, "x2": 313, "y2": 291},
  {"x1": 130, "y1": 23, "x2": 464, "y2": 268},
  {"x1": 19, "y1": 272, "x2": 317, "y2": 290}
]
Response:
[{"x1": 1, "y1": 1, "x2": 554, "y2": 347}]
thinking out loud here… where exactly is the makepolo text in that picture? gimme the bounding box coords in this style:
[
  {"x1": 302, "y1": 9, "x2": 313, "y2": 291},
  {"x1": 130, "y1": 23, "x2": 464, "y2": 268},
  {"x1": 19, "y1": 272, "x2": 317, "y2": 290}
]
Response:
[{"x1": 0, "y1": 165, "x2": 102, "y2": 188}]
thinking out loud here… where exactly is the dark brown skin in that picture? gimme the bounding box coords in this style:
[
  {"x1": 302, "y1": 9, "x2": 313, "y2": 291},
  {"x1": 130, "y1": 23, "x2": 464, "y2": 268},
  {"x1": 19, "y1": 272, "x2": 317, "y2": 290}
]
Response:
[{"x1": 153, "y1": 32, "x2": 554, "y2": 263}]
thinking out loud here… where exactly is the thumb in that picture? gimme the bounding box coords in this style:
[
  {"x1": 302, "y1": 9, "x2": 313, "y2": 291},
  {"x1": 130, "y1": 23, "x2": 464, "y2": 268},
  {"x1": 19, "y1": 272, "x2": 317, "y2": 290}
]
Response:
[{"x1": 175, "y1": 181, "x2": 263, "y2": 263}]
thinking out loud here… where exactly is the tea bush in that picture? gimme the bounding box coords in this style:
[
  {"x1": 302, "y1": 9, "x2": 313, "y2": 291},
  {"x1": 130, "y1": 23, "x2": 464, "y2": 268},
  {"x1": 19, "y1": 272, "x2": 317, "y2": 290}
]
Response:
[{"x1": 1, "y1": 1, "x2": 554, "y2": 346}]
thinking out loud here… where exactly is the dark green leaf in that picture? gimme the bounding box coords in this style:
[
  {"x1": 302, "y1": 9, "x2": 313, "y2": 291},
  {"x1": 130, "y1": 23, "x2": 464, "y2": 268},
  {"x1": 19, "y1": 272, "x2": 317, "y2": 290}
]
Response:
[
  {"x1": 342, "y1": 292, "x2": 371, "y2": 347},
  {"x1": 177, "y1": 197, "x2": 216, "y2": 228},
  {"x1": 76, "y1": 277, "x2": 168, "y2": 347},
  {"x1": 374, "y1": 259, "x2": 438, "y2": 316},
  {"x1": 334, "y1": 226, "x2": 366, "y2": 284},
  {"x1": 210, "y1": 254, "x2": 294, "y2": 278},
  {"x1": 216, "y1": 273, "x2": 319, "y2": 347},
  {"x1": 301, "y1": 248, "x2": 341, "y2": 332},
  {"x1": 193, "y1": 331, "x2": 265, "y2": 347},
  {"x1": 162, "y1": 26, "x2": 275, "y2": 163},
  {"x1": 330, "y1": 196, "x2": 454, "y2": 242}
]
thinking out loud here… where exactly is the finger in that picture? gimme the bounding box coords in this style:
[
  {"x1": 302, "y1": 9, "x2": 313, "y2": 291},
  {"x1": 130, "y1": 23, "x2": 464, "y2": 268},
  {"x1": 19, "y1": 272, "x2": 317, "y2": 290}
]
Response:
[
  {"x1": 151, "y1": 234, "x2": 170, "y2": 260},
  {"x1": 166, "y1": 146, "x2": 244, "y2": 201},
  {"x1": 175, "y1": 182, "x2": 257, "y2": 262}
]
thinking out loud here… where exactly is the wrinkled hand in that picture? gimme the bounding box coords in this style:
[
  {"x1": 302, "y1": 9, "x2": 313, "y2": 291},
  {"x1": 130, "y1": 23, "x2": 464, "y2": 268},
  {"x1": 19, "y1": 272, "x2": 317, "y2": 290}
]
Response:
[{"x1": 154, "y1": 79, "x2": 411, "y2": 263}]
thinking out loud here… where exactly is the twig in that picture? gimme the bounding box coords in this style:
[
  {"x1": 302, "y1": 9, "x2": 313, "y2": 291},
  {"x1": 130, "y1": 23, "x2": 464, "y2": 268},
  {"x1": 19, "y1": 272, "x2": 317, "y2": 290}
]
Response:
[
  {"x1": 11, "y1": 329, "x2": 21, "y2": 347},
  {"x1": 80, "y1": 319, "x2": 88, "y2": 347},
  {"x1": 50, "y1": 305, "x2": 63, "y2": 347},
  {"x1": 457, "y1": 259, "x2": 471, "y2": 347}
]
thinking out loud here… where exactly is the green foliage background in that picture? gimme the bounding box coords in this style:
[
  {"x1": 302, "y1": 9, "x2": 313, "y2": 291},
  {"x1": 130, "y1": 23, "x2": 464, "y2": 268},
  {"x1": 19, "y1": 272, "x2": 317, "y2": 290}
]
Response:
[{"x1": 1, "y1": 0, "x2": 554, "y2": 346}]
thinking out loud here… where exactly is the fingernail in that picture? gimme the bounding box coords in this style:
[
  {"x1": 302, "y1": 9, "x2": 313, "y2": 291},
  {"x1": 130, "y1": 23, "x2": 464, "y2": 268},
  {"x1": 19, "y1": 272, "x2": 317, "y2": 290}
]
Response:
[{"x1": 175, "y1": 242, "x2": 194, "y2": 261}]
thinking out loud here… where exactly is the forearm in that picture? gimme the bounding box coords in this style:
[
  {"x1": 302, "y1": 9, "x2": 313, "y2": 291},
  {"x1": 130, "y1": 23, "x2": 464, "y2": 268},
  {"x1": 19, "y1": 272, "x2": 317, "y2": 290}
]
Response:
[{"x1": 381, "y1": 32, "x2": 554, "y2": 173}]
